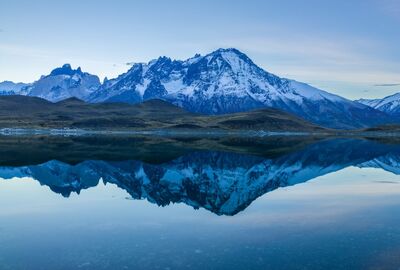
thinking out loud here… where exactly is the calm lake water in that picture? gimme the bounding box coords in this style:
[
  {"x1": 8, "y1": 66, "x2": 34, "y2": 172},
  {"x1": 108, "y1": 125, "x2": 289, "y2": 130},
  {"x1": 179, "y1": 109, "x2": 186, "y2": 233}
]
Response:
[{"x1": 1, "y1": 135, "x2": 400, "y2": 270}]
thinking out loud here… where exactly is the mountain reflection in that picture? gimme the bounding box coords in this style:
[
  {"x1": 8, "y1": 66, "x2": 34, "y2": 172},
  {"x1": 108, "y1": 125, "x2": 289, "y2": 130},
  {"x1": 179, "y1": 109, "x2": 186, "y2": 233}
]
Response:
[{"x1": 1, "y1": 136, "x2": 400, "y2": 215}]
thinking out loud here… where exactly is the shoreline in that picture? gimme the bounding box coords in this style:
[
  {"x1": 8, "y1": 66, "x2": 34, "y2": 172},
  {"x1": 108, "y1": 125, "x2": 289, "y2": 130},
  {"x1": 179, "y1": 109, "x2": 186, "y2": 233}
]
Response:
[
  {"x1": 0, "y1": 127, "x2": 399, "y2": 138},
  {"x1": 0, "y1": 127, "x2": 321, "y2": 137}
]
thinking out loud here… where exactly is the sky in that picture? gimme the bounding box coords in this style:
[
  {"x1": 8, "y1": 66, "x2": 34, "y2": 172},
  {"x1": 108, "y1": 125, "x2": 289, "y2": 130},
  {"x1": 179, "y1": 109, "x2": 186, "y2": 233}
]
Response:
[{"x1": 0, "y1": 0, "x2": 399, "y2": 99}]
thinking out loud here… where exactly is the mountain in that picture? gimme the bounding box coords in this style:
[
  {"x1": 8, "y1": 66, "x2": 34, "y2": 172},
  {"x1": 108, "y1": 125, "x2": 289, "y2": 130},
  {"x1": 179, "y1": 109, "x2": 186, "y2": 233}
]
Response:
[
  {"x1": 0, "y1": 81, "x2": 29, "y2": 95},
  {"x1": 0, "y1": 95, "x2": 325, "y2": 132},
  {"x1": 88, "y1": 48, "x2": 390, "y2": 129},
  {"x1": 2, "y1": 49, "x2": 393, "y2": 129},
  {"x1": 356, "y1": 92, "x2": 400, "y2": 116},
  {"x1": 23, "y1": 64, "x2": 101, "y2": 102}
]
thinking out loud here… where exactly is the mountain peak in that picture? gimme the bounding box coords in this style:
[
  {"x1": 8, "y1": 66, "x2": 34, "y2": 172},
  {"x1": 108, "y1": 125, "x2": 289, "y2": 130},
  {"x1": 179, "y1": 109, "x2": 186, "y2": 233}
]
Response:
[
  {"x1": 211, "y1": 48, "x2": 249, "y2": 59},
  {"x1": 50, "y1": 64, "x2": 83, "y2": 76},
  {"x1": 213, "y1": 48, "x2": 242, "y2": 54},
  {"x1": 205, "y1": 48, "x2": 256, "y2": 70}
]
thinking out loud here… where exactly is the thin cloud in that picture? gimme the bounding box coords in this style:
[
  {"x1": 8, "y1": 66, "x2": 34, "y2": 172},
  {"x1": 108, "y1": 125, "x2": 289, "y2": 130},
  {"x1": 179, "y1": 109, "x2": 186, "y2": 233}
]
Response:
[
  {"x1": 374, "y1": 83, "x2": 400, "y2": 87},
  {"x1": 213, "y1": 34, "x2": 400, "y2": 87},
  {"x1": 379, "y1": 0, "x2": 400, "y2": 20}
]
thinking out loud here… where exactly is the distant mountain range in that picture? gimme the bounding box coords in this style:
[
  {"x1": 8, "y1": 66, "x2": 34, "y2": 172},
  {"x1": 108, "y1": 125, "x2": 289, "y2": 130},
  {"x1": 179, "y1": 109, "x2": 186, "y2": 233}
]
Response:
[
  {"x1": 1, "y1": 48, "x2": 397, "y2": 129},
  {"x1": 0, "y1": 81, "x2": 29, "y2": 95},
  {"x1": 356, "y1": 92, "x2": 400, "y2": 116}
]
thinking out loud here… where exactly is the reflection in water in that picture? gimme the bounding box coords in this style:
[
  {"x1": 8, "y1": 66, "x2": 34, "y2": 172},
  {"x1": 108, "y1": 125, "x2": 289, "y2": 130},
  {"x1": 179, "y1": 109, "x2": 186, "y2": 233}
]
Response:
[
  {"x1": 1, "y1": 137, "x2": 400, "y2": 215},
  {"x1": 3, "y1": 136, "x2": 400, "y2": 270}
]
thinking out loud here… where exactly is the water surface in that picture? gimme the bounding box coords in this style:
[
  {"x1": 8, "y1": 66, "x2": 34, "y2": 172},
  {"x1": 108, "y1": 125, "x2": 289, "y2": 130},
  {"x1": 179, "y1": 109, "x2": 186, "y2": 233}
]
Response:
[{"x1": 1, "y1": 135, "x2": 400, "y2": 269}]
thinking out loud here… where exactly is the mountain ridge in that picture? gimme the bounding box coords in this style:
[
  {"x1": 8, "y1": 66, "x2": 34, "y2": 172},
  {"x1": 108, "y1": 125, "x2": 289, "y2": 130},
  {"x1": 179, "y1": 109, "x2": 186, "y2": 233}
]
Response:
[
  {"x1": 0, "y1": 80, "x2": 29, "y2": 95},
  {"x1": 1, "y1": 48, "x2": 395, "y2": 129},
  {"x1": 356, "y1": 92, "x2": 400, "y2": 116}
]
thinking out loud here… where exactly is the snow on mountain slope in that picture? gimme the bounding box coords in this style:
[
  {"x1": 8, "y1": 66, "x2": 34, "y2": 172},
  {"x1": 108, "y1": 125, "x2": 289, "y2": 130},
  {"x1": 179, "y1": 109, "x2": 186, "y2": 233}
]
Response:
[
  {"x1": 356, "y1": 92, "x2": 400, "y2": 116},
  {"x1": 23, "y1": 64, "x2": 101, "y2": 102},
  {"x1": 88, "y1": 48, "x2": 389, "y2": 129},
  {"x1": 0, "y1": 81, "x2": 29, "y2": 95}
]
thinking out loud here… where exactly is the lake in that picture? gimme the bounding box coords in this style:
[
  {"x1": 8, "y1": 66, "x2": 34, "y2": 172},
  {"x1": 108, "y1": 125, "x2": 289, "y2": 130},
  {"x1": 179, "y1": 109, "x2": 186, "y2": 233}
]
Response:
[{"x1": 1, "y1": 135, "x2": 400, "y2": 270}]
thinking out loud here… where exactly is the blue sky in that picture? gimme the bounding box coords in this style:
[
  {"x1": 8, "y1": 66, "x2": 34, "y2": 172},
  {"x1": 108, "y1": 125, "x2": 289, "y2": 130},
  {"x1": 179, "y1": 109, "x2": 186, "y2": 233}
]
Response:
[{"x1": 0, "y1": 0, "x2": 399, "y2": 99}]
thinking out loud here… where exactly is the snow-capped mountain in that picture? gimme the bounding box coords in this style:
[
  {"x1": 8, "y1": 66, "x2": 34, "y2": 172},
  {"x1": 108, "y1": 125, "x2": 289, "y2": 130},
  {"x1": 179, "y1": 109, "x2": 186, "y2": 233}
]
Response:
[
  {"x1": 23, "y1": 64, "x2": 101, "y2": 102},
  {"x1": 88, "y1": 48, "x2": 389, "y2": 129},
  {"x1": 356, "y1": 92, "x2": 400, "y2": 116},
  {"x1": 1, "y1": 49, "x2": 393, "y2": 128},
  {"x1": 0, "y1": 81, "x2": 29, "y2": 95}
]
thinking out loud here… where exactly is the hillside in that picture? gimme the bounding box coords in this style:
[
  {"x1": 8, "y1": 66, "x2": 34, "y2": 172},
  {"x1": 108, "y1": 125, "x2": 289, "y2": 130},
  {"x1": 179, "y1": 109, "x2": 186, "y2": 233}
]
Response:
[{"x1": 0, "y1": 96, "x2": 326, "y2": 132}]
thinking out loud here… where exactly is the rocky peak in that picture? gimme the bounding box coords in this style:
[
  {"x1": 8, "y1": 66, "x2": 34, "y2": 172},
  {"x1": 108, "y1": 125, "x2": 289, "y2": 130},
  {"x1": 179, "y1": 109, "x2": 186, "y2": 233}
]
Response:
[{"x1": 49, "y1": 64, "x2": 84, "y2": 77}]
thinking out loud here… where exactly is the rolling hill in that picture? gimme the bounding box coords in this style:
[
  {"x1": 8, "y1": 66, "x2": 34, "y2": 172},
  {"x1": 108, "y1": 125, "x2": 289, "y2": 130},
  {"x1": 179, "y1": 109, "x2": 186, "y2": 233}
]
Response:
[{"x1": 0, "y1": 95, "x2": 326, "y2": 132}]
